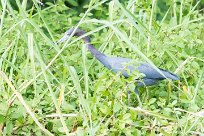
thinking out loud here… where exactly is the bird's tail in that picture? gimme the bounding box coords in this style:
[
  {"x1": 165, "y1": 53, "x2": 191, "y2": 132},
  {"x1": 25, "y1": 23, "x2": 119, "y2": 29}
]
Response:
[{"x1": 160, "y1": 69, "x2": 179, "y2": 80}]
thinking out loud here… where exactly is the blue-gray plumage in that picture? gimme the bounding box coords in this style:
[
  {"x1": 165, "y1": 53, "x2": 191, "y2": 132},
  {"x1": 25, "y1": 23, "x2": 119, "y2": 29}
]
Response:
[{"x1": 57, "y1": 28, "x2": 179, "y2": 106}]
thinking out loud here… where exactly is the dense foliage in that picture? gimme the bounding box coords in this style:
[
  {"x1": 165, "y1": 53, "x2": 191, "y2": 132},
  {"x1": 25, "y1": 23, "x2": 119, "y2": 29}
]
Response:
[{"x1": 0, "y1": 0, "x2": 204, "y2": 135}]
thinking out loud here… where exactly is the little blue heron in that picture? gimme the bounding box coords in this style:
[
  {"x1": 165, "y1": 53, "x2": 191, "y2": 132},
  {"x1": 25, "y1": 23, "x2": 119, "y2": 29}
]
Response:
[{"x1": 57, "y1": 28, "x2": 179, "y2": 107}]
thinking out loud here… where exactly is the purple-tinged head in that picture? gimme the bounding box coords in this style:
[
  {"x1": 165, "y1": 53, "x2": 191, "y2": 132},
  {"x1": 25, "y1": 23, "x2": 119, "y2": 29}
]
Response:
[{"x1": 57, "y1": 27, "x2": 90, "y2": 44}]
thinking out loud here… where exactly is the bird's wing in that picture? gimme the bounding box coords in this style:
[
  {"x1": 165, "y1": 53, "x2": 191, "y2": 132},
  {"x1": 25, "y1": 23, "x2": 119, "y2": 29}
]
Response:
[
  {"x1": 137, "y1": 63, "x2": 179, "y2": 80},
  {"x1": 105, "y1": 57, "x2": 178, "y2": 80},
  {"x1": 107, "y1": 57, "x2": 137, "y2": 78}
]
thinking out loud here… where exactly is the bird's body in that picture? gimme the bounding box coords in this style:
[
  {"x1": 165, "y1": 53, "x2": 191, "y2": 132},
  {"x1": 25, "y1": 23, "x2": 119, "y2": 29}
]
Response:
[
  {"x1": 57, "y1": 28, "x2": 179, "y2": 106},
  {"x1": 85, "y1": 44, "x2": 179, "y2": 87}
]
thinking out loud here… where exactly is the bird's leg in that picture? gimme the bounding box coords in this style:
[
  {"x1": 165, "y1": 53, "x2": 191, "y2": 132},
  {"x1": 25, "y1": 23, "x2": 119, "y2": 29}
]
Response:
[
  {"x1": 134, "y1": 87, "x2": 142, "y2": 107},
  {"x1": 126, "y1": 83, "x2": 131, "y2": 106}
]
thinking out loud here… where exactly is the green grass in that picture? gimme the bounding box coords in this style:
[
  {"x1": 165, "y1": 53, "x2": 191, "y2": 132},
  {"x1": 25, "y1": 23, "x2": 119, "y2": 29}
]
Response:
[{"x1": 0, "y1": 0, "x2": 204, "y2": 135}]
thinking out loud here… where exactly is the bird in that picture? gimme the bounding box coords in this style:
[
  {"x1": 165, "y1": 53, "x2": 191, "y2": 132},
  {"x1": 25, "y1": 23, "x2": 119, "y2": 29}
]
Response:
[{"x1": 57, "y1": 27, "x2": 179, "y2": 107}]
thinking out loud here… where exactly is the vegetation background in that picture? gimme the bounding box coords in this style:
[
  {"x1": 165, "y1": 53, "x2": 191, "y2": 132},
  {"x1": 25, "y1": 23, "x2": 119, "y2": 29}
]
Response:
[{"x1": 0, "y1": 0, "x2": 204, "y2": 135}]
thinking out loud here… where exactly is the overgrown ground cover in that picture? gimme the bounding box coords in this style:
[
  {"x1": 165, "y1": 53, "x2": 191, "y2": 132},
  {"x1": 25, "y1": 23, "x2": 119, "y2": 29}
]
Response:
[{"x1": 0, "y1": 0, "x2": 204, "y2": 135}]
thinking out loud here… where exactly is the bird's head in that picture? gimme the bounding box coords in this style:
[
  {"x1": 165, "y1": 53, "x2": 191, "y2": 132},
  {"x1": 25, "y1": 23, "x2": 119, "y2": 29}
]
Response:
[{"x1": 57, "y1": 27, "x2": 90, "y2": 44}]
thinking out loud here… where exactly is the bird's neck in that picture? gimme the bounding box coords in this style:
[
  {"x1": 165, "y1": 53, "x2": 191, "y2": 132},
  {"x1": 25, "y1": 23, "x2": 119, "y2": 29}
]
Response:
[
  {"x1": 81, "y1": 36, "x2": 104, "y2": 57},
  {"x1": 82, "y1": 36, "x2": 110, "y2": 69},
  {"x1": 86, "y1": 43, "x2": 111, "y2": 69},
  {"x1": 86, "y1": 43, "x2": 105, "y2": 57}
]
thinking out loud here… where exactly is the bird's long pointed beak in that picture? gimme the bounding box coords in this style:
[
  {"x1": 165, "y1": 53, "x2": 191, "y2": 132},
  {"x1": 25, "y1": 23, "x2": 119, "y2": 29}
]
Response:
[{"x1": 56, "y1": 34, "x2": 69, "y2": 44}]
